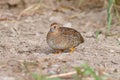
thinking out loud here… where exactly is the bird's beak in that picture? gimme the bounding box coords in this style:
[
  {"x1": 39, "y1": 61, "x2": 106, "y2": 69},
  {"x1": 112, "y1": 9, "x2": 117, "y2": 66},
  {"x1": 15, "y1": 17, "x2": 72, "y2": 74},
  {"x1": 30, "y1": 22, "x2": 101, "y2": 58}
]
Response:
[{"x1": 50, "y1": 28, "x2": 54, "y2": 32}]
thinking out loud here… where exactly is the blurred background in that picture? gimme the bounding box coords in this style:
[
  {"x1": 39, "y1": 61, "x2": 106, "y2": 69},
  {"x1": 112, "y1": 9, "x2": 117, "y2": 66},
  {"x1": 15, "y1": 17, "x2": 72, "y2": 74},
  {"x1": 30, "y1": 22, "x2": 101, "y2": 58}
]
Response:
[{"x1": 0, "y1": 0, "x2": 120, "y2": 80}]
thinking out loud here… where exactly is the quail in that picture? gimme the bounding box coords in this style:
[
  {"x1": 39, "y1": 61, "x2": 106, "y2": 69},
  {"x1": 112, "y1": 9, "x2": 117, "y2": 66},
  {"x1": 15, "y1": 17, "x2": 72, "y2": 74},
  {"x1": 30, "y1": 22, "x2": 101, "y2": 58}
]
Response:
[{"x1": 47, "y1": 22, "x2": 84, "y2": 53}]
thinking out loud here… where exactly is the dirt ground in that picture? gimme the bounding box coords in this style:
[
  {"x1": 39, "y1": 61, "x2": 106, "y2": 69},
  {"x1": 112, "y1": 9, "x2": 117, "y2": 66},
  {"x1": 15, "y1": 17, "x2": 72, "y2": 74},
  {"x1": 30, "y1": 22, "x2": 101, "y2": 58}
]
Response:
[{"x1": 0, "y1": 0, "x2": 120, "y2": 80}]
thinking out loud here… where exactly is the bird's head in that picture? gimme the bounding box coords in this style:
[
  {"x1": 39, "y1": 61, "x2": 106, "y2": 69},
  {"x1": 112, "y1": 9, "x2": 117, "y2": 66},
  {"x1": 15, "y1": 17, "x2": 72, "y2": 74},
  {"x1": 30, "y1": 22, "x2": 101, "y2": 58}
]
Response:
[{"x1": 50, "y1": 23, "x2": 60, "y2": 32}]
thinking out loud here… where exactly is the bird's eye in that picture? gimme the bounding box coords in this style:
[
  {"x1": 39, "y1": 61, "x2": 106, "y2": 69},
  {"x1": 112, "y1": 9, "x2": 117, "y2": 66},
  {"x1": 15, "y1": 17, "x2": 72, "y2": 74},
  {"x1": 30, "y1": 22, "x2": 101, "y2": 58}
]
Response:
[{"x1": 53, "y1": 25, "x2": 57, "y2": 29}]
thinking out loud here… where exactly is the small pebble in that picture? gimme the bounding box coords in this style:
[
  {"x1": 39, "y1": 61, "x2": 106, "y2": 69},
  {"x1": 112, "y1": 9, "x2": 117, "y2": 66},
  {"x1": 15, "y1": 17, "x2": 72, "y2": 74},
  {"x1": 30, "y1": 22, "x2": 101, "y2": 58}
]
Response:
[
  {"x1": 110, "y1": 49, "x2": 114, "y2": 53},
  {"x1": 85, "y1": 32, "x2": 94, "y2": 37},
  {"x1": 117, "y1": 38, "x2": 120, "y2": 42}
]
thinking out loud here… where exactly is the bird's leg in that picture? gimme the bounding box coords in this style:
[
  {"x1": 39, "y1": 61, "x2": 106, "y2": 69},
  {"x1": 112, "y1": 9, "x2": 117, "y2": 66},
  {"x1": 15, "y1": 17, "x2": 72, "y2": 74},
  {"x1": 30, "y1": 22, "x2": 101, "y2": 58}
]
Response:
[
  {"x1": 54, "y1": 49, "x2": 63, "y2": 54},
  {"x1": 69, "y1": 47, "x2": 75, "y2": 53}
]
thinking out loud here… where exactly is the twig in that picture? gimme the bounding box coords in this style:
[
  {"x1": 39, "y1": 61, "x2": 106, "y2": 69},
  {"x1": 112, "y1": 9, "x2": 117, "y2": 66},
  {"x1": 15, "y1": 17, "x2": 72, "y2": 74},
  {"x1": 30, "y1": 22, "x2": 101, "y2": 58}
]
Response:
[
  {"x1": 12, "y1": 2, "x2": 41, "y2": 35},
  {"x1": 47, "y1": 71, "x2": 76, "y2": 79}
]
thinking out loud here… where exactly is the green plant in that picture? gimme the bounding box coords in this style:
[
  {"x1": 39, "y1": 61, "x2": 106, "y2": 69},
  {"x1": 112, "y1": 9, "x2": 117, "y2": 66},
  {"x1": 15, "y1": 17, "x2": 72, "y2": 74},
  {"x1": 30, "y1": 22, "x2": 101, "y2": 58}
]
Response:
[
  {"x1": 32, "y1": 64, "x2": 107, "y2": 80},
  {"x1": 107, "y1": 0, "x2": 115, "y2": 35},
  {"x1": 74, "y1": 64, "x2": 106, "y2": 80},
  {"x1": 95, "y1": 29, "x2": 100, "y2": 41},
  {"x1": 32, "y1": 73, "x2": 45, "y2": 80}
]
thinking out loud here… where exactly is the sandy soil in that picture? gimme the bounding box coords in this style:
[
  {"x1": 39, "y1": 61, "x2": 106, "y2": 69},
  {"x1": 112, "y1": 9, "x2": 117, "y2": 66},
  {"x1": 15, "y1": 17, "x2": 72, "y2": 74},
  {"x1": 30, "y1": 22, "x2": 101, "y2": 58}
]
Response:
[{"x1": 0, "y1": 1, "x2": 120, "y2": 80}]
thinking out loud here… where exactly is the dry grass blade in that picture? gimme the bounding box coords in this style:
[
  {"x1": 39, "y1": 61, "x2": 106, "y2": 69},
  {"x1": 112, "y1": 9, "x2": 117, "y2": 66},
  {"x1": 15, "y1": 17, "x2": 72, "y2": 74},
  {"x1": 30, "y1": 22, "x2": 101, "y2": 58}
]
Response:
[
  {"x1": 47, "y1": 71, "x2": 76, "y2": 79},
  {"x1": 17, "y1": 3, "x2": 41, "y2": 20},
  {"x1": 12, "y1": 2, "x2": 41, "y2": 35}
]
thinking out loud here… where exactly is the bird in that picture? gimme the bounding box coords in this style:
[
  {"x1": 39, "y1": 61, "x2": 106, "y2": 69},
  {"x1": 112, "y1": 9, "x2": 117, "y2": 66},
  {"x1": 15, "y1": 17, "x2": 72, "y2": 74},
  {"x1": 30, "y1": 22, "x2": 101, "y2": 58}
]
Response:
[{"x1": 46, "y1": 22, "x2": 84, "y2": 54}]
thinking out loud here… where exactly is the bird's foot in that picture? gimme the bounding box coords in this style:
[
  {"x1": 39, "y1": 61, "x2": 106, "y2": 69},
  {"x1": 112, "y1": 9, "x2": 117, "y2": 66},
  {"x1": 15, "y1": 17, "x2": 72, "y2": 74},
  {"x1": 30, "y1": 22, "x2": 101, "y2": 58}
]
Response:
[
  {"x1": 69, "y1": 47, "x2": 75, "y2": 53},
  {"x1": 54, "y1": 50, "x2": 63, "y2": 54}
]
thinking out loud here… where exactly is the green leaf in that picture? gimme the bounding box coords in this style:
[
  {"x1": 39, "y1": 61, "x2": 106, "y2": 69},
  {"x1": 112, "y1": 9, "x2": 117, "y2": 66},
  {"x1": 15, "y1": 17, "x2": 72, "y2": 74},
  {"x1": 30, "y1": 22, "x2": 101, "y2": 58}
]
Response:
[
  {"x1": 32, "y1": 73, "x2": 45, "y2": 80},
  {"x1": 95, "y1": 29, "x2": 100, "y2": 41}
]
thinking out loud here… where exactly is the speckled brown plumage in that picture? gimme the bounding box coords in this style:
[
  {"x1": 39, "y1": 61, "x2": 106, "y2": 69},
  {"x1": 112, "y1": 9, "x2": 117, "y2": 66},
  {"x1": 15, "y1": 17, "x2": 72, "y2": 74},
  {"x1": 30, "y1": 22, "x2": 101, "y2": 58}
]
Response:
[{"x1": 47, "y1": 22, "x2": 84, "y2": 53}]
